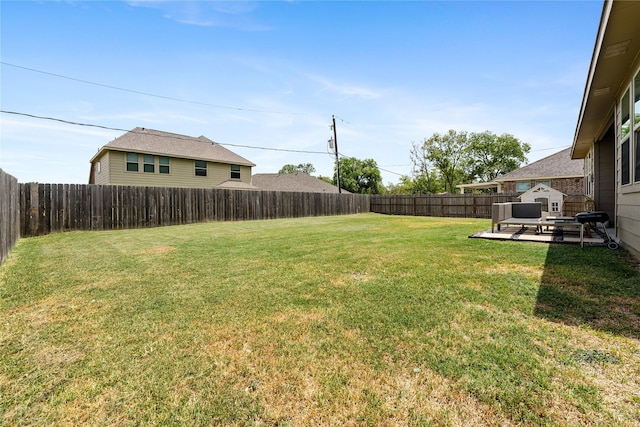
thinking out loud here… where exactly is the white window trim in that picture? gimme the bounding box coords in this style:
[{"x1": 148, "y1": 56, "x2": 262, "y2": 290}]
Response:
[
  {"x1": 195, "y1": 160, "x2": 207, "y2": 177},
  {"x1": 230, "y1": 164, "x2": 241, "y2": 180},
  {"x1": 617, "y1": 65, "x2": 640, "y2": 193}
]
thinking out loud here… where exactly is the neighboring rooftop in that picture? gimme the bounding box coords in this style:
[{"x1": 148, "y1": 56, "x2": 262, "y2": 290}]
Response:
[
  {"x1": 216, "y1": 179, "x2": 259, "y2": 190},
  {"x1": 91, "y1": 127, "x2": 255, "y2": 167},
  {"x1": 252, "y1": 172, "x2": 343, "y2": 193},
  {"x1": 494, "y1": 148, "x2": 583, "y2": 181}
]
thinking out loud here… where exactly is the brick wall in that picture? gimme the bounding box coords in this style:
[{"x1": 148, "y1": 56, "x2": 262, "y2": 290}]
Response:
[{"x1": 501, "y1": 177, "x2": 584, "y2": 195}]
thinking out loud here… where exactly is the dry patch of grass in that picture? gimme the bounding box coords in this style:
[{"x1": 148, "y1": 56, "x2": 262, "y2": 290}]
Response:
[
  {"x1": 330, "y1": 271, "x2": 373, "y2": 287},
  {"x1": 138, "y1": 245, "x2": 176, "y2": 255},
  {"x1": 200, "y1": 317, "x2": 514, "y2": 426},
  {"x1": 484, "y1": 263, "x2": 544, "y2": 279}
]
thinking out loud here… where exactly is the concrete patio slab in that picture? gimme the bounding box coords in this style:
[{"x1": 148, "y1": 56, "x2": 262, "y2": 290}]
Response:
[{"x1": 470, "y1": 224, "x2": 616, "y2": 247}]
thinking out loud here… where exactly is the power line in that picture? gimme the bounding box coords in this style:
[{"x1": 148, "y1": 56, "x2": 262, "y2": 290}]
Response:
[
  {"x1": 336, "y1": 151, "x2": 406, "y2": 177},
  {"x1": 1, "y1": 110, "x2": 129, "y2": 132},
  {"x1": 333, "y1": 115, "x2": 351, "y2": 125},
  {"x1": 530, "y1": 145, "x2": 571, "y2": 152},
  {"x1": 1, "y1": 61, "x2": 323, "y2": 117},
  {"x1": 3, "y1": 109, "x2": 407, "y2": 179},
  {"x1": 378, "y1": 167, "x2": 406, "y2": 177},
  {"x1": 0, "y1": 110, "x2": 328, "y2": 155}
]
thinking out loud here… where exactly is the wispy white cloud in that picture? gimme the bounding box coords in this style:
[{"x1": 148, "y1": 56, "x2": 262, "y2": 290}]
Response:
[
  {"x1": 307, "y1": 74, "x2": 383, "y2": 100},
  {"x1": 80, "y1": 110, "x2": 209, "y2": 127},
  {"x1": 0, "y1": 116, "x2": 118, "y2": 183},
  {"x1": 126, "y1": 1, "x2": 270, "y2": 30},
  {"x1": 0, "y1": 117, "x2": 118, "y2": 142}
]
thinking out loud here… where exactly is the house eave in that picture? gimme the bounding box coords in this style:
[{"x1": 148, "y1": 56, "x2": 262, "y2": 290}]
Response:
[{"x1": 572, "y1": 0, "x2": 640, "y2": 159}]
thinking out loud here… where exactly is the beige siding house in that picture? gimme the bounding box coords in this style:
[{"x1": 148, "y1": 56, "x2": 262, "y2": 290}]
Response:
[
  {"x1": 573, "y1": 0, "x2": 640, "y2": 259},
  {"x1": 89, "y1": 128, "x2": 257, "y2": 189}
]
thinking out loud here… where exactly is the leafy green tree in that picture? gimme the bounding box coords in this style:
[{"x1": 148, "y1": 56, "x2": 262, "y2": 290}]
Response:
[
  {"x1": 411, "y1": 170, "x2": 444, "y2": 194},
  {"x1": 410, "y1": 130, "x2": 530, "y2": 193},
  {"x1": 382, "y1": 175, "x2": 439, "y2": 195},
  {"x1": 410, "y1": 142, "x2": 439, "y2": 194},
  {"x1": 382, "y1": 176, "x2": 413, "y2": 194},
  {"x1": 411, "y1": 130, "x2": 469, "y2": 193},
  {"x1": 468, "y1": 131, "x2": 530, "y2": 182},
  {"x1": 278, "y1": 163, "x2": 316, "y2": 175},
  {"x1": 334, "y1": 157, "x2": 382, "y2": 194}
]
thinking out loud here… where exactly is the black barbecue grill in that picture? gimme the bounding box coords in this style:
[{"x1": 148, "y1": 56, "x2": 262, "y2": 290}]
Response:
[{"x1": 575, "y1": 211, "x2": 619, "y2": 249}]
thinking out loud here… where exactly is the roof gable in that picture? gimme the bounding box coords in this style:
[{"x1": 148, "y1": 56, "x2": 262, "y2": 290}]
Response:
[
  {"x1": 495, "y1": 148, "x2": 583, "y2": 182},
  {"x1": 92, "y1": 127, "x2": 255, "y2": 166},
  {"x1": 518, "y1": 183, "x2": 566, "y2": 200}
]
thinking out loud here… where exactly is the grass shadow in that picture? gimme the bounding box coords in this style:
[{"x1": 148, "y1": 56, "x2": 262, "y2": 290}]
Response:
[{"x1": 535, "y1": 243, "x2": 640, "y2": 339}]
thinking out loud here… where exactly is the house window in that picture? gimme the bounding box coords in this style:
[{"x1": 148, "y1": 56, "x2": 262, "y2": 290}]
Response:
[
  {"x1": 230, "y1": 164, "x2": 241, "y2": 179},
  {"x1": 635, "y1": 130, "x2": 640, "y2": 183},
  {"x1": 159, "y1": 156, "x2": 170, "y2": 174},
  {"x1": 126, "y1": 153, "x2": 139, "y2": 172},
  {"x1": 195, "y1": 160, "x2": 207, "y2": 177},
  {"x1": 635, "y1": 71, "x2": 640, "y2": 182},
  {"x1": 621, "y1": 89, "x2": 631, "y2": 140},
  {"x1": 516, "y1": 181, "x2": 531, "y2": 192},
  {"x1": 634, "y1": 70, "x2": 640, "y2": 128},
  {"x1": 536, "y1": 180, "x2": 550, "y2": 187},
  {"x1": 622, "y1": 139, "x2": 630, "y2": 185},
  {"x1": 551, "y1": 201, "x2": 560, "y2": 213},
  {"x1": 96, "y1": 161, "x2": 101, "y2": 174},
  {"x1": 620, "y1": 88, "x2": 632, "y2": 186},
  {"x1": 143, "y1": 154, "x2": 155, "y2": 173}
]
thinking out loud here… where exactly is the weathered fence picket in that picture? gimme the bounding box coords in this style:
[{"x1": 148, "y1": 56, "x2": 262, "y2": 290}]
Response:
[
  {"x1": 0, "y1": 169, "x2": 20, "y2": 265},
  {"x1": 18, "y1": 184, "x2": 372, "y2": 237},
  {"x1": 369, "y1": 193, "x2": 520, "y2": 218}
]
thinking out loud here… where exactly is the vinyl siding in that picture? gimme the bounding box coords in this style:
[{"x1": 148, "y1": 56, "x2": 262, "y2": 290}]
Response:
[
  {"x1": 105, "y1": 151, "x2": 252, "y2": 188},
  {"x1": 91, "y1": 152, "x2": 111, "y2": 185},
  {"x1": 594, "y1": 128, "x2": 616, "y2": 223},
  {"x1": 617, "y1": 191, "x2": 640, "y2": 259}
]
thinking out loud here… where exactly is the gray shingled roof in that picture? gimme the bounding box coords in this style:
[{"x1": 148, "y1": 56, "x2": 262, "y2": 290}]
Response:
[
  {"x1": 92, "y1": 127, "x2": 255, "y2": 166},
  {"x1": 216, "y1": 180, "x2": 260, "y2": 190},
  {"x1": 494, "y1": 148, "x2": 583, "y2": 182},
  {"x1": 252, "y1": 172, "x2": 343, "y2": 193}
]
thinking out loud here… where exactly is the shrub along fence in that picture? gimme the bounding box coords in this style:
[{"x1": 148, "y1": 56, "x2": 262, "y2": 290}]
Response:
[
  {"x1": 0, "y1": 169, "x2": 20, "y2": 266},
  {"x1": 370, "y1": 193, "x2": 521, "y2": 218},
  {"x1": 19, "y1": 183, "x2": 371, "y2": 237}
]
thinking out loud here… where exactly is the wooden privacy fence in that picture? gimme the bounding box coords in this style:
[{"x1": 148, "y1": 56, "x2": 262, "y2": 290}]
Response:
[
  {"x1": 0, "y1": 169, "x2": 20, "y2": 265},
  {"x1": 370, "y1": 193, "x2": 521, "y2": 218},
  {"x1": 19, "y1": 183, "x2": 371, "y2": 237}
]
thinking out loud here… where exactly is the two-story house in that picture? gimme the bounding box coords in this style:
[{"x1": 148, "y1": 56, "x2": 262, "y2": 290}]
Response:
[{"x1": 89, "y1": 128, "x2": 257, "y2": 189}]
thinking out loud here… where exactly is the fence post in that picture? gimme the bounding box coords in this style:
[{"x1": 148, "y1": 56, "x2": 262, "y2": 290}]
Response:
[
  {"x1": 29, "y1": 183, "x2": 39, "y2": 237},
  {"x1": 0, "y1": 169, "x2": 20, "y2": 265}
]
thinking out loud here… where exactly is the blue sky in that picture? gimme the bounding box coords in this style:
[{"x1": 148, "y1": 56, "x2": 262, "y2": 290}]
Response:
[{"x1": 1, "y1": 0, "x2": 603, "y2": 185}]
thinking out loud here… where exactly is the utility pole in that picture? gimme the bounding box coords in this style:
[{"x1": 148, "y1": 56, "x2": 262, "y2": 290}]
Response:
[{"x1": 332, "y1": 115, "x2": 342, "y2": 193}]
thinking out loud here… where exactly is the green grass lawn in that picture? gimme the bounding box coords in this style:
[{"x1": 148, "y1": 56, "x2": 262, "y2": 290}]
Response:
[{"x1": 1, "y1": 213, "x2": 639, "y2": 426}]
